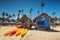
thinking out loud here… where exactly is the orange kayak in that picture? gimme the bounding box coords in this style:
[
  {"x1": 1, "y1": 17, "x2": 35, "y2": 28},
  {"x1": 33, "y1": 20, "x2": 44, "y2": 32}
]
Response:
[
  {"x1": 15, "y1": 28, "x2": 22, "y2": 36},
  {"x1": 4, "y1": 30, "x2": 12, "y2": 36},
  {"x1": 4, "y1": 27, "x2": 19, "y2": 36}
]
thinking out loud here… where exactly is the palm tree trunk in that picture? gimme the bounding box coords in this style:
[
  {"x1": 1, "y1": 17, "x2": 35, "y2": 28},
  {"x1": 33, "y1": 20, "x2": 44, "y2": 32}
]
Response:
[
  {"x1": 30, "y1": 13, "x2": 31, "y2": 19},
  {"x1": 18, "y1": 13, "x2": 19, "y2": 21},
  {"x1": 54, "y1": 20, "x2": 55, "y2": 26}
]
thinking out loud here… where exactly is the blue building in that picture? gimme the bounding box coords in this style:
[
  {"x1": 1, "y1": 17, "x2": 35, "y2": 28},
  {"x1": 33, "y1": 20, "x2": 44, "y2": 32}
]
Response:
[
  {"x1": 33, "y1": 13, "x2": 54, "y2": 29},
  {"x1": 36, "y1": 16, "x2": 50, "y2": 29}
]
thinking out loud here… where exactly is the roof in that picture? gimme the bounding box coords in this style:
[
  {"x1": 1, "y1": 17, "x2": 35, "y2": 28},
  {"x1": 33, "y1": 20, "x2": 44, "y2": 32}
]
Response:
[
  {"x1": 33, "y1": 12, "x2": 54, "y2": 23},
  {"x1": 20, "y1": 15, "x2": 32, "y2": 22}
]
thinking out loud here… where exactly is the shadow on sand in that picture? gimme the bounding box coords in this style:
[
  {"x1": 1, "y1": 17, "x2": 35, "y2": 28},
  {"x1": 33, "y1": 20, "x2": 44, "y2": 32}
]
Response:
[
  {"x1": 29, "y1": 28, "x2": 60, "y2": 32},
  {"x1": 37, "y1": 29, "x2": 60, "y2": 32},
  {"x1": 45, "y1": 29, "x2": 60, "y2": 32}
]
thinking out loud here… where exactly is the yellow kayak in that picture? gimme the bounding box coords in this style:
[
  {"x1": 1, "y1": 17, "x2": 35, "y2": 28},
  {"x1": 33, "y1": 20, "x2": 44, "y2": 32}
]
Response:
[
  {"x1": 21, "y1": 28, "x2": 28, "y2": 37},
  {"x1": 15, "y1": 28, "x2": 28, "y2": 36},
  {"x1": 15, "y1": 28, "x2": 22, "y2": 36}
]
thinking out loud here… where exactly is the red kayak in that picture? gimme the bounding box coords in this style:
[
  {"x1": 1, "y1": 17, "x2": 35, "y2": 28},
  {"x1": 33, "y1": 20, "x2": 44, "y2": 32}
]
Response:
[
  {"x1": 16, "y1": 25, "x2": 22, "y2": 28},
  {"x1": 9, "y1": 30, "x2": 17, "y2": 36}
]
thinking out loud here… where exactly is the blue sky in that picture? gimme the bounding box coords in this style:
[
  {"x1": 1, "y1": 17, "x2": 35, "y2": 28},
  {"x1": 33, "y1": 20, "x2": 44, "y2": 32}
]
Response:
[{"x1": 0, "y1": 0, "x2": 60, "y2": 19}]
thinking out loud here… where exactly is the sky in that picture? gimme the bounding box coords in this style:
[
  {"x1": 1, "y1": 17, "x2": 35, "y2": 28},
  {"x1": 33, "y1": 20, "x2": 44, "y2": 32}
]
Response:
[{"x1": 0, "y1": 0, "x2": 60, "y2": 19}]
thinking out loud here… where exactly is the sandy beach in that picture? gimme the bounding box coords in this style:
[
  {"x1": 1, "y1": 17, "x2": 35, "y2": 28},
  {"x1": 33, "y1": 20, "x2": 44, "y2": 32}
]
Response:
[{"x1": 0, "y1": 26, "x2": 60, "y2": 40}]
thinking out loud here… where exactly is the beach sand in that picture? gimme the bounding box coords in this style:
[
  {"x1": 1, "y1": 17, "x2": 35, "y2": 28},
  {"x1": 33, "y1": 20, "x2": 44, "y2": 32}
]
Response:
[{"x1": 0, "y1": 26, "x2": 60, "y2": 40}]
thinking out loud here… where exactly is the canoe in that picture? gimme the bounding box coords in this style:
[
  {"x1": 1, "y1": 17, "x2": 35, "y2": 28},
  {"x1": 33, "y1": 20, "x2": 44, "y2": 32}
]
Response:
[{"x1": 20, "y1": 28, "x2": 28, "y2": 37}]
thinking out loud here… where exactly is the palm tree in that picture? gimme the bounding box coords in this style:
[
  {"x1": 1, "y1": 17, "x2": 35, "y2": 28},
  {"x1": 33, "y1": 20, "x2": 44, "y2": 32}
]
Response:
[
  {"x1": 37, "y1": 10, "x2": 40, "y2": 16},
  {"x1": 5, "y1": 13, "x2": 9, "y2": 22},
  {"x1": 2, "y1": 12, "x2": 6, "y2": 16},
  {"x1": 17, "y1": 10, "x2": 21, "y2": 21},
  {"x1": 2, "y1": 12, "x2": 6, "y2": 24},
  {"x1": 9, "y1": 15, "x2": 12, "y2": 18},
  {"x1": 13, "y1": 14, "x2": 15, "y2": 17},
  {"x1": 52, "y1": 12, "x2": 55, "y2": 16},
  {"x1": 55, "y1": 17, "x2": 58, "y2": 22},
  {"x1": 6, "y1": 17, "x2": 9, "y2": 22},
  {"x1": 30, "y1": 8, "x2": 33, "y2": 19},
  {"x1": 29, "y1": 8, "x2": 33, "y2": 29},
  {"x1": 6, "y1": 13, "x2": 9, "y2": 16},
  {"x1": 13, "y1": 14, "x2": 15, "y2": 24},
  {"x1": 8, "y1": 15, "x2": 12, "y2": 24},
  {"x1": 41, "y1": 1, "x2": 44, "y2": 12}
]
